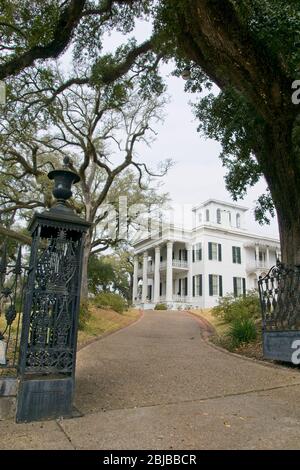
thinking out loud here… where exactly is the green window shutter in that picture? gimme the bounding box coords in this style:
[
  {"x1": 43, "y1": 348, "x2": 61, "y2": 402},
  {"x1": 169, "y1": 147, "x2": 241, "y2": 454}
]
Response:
[
  {"x1": 199, "y1": 247, "x2": 202, "y2": 261},
  {"x1": 238, "y1": 247, "x2": 241, "y2": 264},
  {"x1": 199, "y1": 275, "x2": 203, "y2": 296},
  {"x1": 192, "y1": 249, "x2": 195, "y2": 262},
  {"x1": 192, "y1": 276, "x2": 195, "y2": 297},
  {"x1": 219, "y1": 276, "x2": 223, "y2": 297},
  {"x1": 209, "y1": 274, "x2": 213, "y2": 296},
  {"x1": 232, "y1": 247, "x2": 236, "y2": 263},
  {"x1": 208, "y1": 242, "x2": 212, "y2": 260},
  {"x1": 185, "y1": 277, "x2": 188, "y2": 296},
  {"x1": 218, "y1": 244, "x2": 222, "y2": 262},
  {"x1": 233, "y1": 277, "x2": 238, "y2": 297},
  {"x1": 242, "y1": 278, "x2": 246, "y2": 295},
  {"x1": 178, "y1": 279, "x2": 181, "y2": 296}
]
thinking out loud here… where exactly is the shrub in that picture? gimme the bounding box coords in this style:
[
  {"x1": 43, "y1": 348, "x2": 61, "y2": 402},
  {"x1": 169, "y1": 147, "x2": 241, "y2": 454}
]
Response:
[
  {"x1": 228, "y1": 318, "x2": 257, "y2": 348},
  {"x1": 154, "y1": 303, "x2": 168, "y2": 310},
  {"x1": 78, "y1": 299, "x2": 92, "y2": 330},
  {"x1": 94, "y1": 291, "x2": 127, "y2": 314},
  {"x1": 212, "y1": 290, "x2": 261, "y2": 323}
]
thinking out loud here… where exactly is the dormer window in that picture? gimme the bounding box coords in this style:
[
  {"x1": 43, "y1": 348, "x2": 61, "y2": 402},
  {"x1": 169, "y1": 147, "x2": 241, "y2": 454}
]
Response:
[
  {"x1": 236, "y1": 213, "x2": 241, "y2": 228},
  {"x1": 206, "y1": 209, "x2": 210, "y2": 222},
  {"x1": 216, "y1": 209, "x2": 221, "y2": 224}
]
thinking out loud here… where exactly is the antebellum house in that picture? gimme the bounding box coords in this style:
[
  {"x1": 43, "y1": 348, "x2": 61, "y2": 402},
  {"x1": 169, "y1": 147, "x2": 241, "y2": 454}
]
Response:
[{"x1": 132, "y1": 199, "x2": 281, "y2": 310}]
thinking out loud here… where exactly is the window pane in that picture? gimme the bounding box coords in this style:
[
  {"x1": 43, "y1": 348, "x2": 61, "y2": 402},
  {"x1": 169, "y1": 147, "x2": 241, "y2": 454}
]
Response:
[
  {"x1": 212, "y1": 275, "x2": 218, "y2": 295},
  {"x1": 211, "y1": 243, "x2": 218, "y2": 260}
]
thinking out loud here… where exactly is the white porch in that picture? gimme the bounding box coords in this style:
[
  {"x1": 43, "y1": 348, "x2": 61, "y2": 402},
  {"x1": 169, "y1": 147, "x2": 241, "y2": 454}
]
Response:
[{"x1": 132, "y1": 240, "x2": 198, "y2": 310}]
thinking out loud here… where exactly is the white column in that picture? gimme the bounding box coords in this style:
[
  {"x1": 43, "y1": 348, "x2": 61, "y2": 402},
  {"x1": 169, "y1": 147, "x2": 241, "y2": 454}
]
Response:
[
  {"x1": 186, "y1": 243, "x2": 193, "y2": 302},
  {"x1": 142, "y1": 251, "x2": 148, "y2": 303},
  {"x1": 154, "y1": 246, "x2": 160, "y2": 303},
  {"x1": 266, "y1": 245, "x2": 270, "y2": 267},
  {"x1": 255, "y1": 244, "x2": 260, "y2": 267},
  {"x1": 132, "y1": 256, "x2": 139, "y2": 303},
  {"x1": 166, "y1": 241, "x2": 173, "y2": 303}
]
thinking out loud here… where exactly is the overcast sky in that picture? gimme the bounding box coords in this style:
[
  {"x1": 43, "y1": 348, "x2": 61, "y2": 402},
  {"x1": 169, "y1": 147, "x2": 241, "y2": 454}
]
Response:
[
  {"x1": 136, "y1": 63, "x2": 280, "y2": 238},
  {"x1": 97, "y1": 22, "x2": 279, "y2": 239}
]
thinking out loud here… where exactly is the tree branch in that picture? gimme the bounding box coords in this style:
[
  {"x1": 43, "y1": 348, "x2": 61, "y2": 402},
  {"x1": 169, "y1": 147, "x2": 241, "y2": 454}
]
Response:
[
  {"x1": 0, "y1": 0, "x2": 87, "y2": 80},
  {"x1": 0, "y1": 225, "x2": 31, "y2": 245}
]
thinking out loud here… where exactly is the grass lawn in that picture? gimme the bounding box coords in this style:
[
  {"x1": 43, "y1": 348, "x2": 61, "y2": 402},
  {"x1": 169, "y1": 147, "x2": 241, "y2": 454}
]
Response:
[
  {"x1": 0, "y1": 306, "x2": 141, "y2": 376},
  {"x1": 190, "y1": 308, "x2": 229, "y2": 336},
  {"x1": 189, "y1": 307, "x2": 264, "y2": 360},
  {"x1": 77, "y1": 306, "x2": 141, "y2": 349}
]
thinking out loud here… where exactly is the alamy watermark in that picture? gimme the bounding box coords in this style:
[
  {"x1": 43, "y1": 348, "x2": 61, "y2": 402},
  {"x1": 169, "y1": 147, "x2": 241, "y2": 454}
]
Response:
[
  {"x1": 0, "y1": 81, "x2": 5, "y2": 105},
  {"x1": 292, "y1": 80, "x2": 300, "y2": 105},
  {"x1": 291, "y1": 340, "x2": 300, "y2": 364}
]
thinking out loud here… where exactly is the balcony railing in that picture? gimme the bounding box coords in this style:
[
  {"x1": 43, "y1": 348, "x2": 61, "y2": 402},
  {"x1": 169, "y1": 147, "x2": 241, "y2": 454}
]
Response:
[
  {"x1": 246, "y1": 261, "x2": 269, "y2": 271},
  {"x1": 138, "y1": 259, "x2": 189, "y2": 274},
  {"x1": 172, "y1": 260, "x2": 188, "y2": 268},
  {"x1": 173, "y1": 295, "x2": 188, "y2": 302},
  {"x1": 160, "y1": 260, "x2": 188, "y2": 270}
]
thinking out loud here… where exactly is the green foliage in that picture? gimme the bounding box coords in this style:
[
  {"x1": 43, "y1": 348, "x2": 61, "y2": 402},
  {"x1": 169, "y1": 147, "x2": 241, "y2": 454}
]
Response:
[
  {"x1": 94, "y1": 291, "x2": 127, "y2": 314},
  {"x1": 88, "y1": 255, "x2": 115, "y2": 295},
  {"x1": 228, "y1": 318, "x2": 257, "y2": 348},
  {"x1": 212, "y1": 291, "x2": 261, "y2": 324},
  {"x1": 78, "y1": 299, "x2": 92, "y2": 331},
  {"x1": 154, "y1": 303, "x2": 168, "y2": 310},
  {"x1": 88, "y1": 252, "x2": 133, "y2": 301}
]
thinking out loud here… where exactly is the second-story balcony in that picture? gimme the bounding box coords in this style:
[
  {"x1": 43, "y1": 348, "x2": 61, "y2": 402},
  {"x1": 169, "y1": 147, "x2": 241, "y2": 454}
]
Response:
[
  {"x1": 138, "y1": 259, "x2": 189, "y2": 276},
  {"x1": 160, "y1": 259, "x2": 189, "y2": 270},
  {"x1": 246, "y1": 260, "x2": 270, "y2": 273}
]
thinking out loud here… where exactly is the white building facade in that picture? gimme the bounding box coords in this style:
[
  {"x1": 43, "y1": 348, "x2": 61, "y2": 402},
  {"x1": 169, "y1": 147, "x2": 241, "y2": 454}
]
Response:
[{"x1": 132, "y1": 199, "x2": 280, "y2": 310}]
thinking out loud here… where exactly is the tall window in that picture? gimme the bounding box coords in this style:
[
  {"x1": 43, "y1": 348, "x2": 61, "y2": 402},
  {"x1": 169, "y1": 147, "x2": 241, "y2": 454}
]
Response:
[
  {"x1": 209, "y1": 274, "x2": 223, "y2": 297},
  {"x1": 216, "y1": 208, "x2": 221, "y2": 224},
  {"x1": 208, "y1": 242, "x2": 222, "y2": 261},
  {"x1": 206, "y1": 209, "x2": 210, "y2": 222},
  {"x1": 232, "y1": 246, "x2": 242, "y2": 264},
  {"x1": 198, "y1": 213, "x2": 202, "y2": 223},
  {"x1": 236, "y1": 213, "x2": 241, "y2": 228},
  {"x1": 193, "y1": 243, "x2": 202, "y2": 262},
  {"x1": 193, "y1": 275, "x2": 203, "y2": 296},
  {"x1": 233, "y1": 277, "x2": 246, "y2": 297}
]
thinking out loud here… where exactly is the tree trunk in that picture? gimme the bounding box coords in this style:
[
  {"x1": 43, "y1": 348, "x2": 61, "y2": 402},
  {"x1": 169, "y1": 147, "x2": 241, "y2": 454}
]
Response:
[
  {"x1": 257, "y1": 120, "x2": 300, "y2": 268},
  {"x1": 277, "y1": 212, "x2": 300, "y2": 267}
]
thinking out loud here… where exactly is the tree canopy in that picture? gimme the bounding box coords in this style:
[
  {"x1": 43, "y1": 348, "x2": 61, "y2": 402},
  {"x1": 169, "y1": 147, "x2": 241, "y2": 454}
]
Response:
[{"x1": 1, "y1": 0, "x2": 300, "y2": 265}]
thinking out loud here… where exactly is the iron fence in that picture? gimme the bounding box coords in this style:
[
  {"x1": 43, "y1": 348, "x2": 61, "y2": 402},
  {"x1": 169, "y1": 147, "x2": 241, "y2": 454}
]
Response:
[
  {"x1": 0, "y1": 240, "x2": 28, "y2": 373},
  {"x1": 258, "y1": 261, "x2": 300, "y2": 331}
]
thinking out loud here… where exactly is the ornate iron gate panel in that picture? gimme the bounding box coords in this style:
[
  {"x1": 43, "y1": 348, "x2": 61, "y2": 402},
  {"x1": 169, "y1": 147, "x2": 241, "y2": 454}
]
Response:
[
  {"x1": 258, "y1": 262, "x2": 300, "y2": 362},
  {"x1": 0, "y1": 242, "x2": 28, "y2": 374},
  {"x1": 19, "y1": 229, "x2": 82, "y2": 376}
]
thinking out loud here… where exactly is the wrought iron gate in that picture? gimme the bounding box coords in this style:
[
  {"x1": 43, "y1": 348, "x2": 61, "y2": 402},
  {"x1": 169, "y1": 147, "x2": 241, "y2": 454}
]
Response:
[
  {"x1": 0, "y1": 241, "x2": 28, "y2": 374},
  {"x1": 258, "y1": 261, "x2": 300, "y2": 362}
]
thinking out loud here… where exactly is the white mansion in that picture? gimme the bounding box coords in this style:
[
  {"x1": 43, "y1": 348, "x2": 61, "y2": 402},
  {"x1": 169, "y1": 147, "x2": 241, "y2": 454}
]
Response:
[{"x1": 132, "y1": 199, "x2": 280, "y2": 309}]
